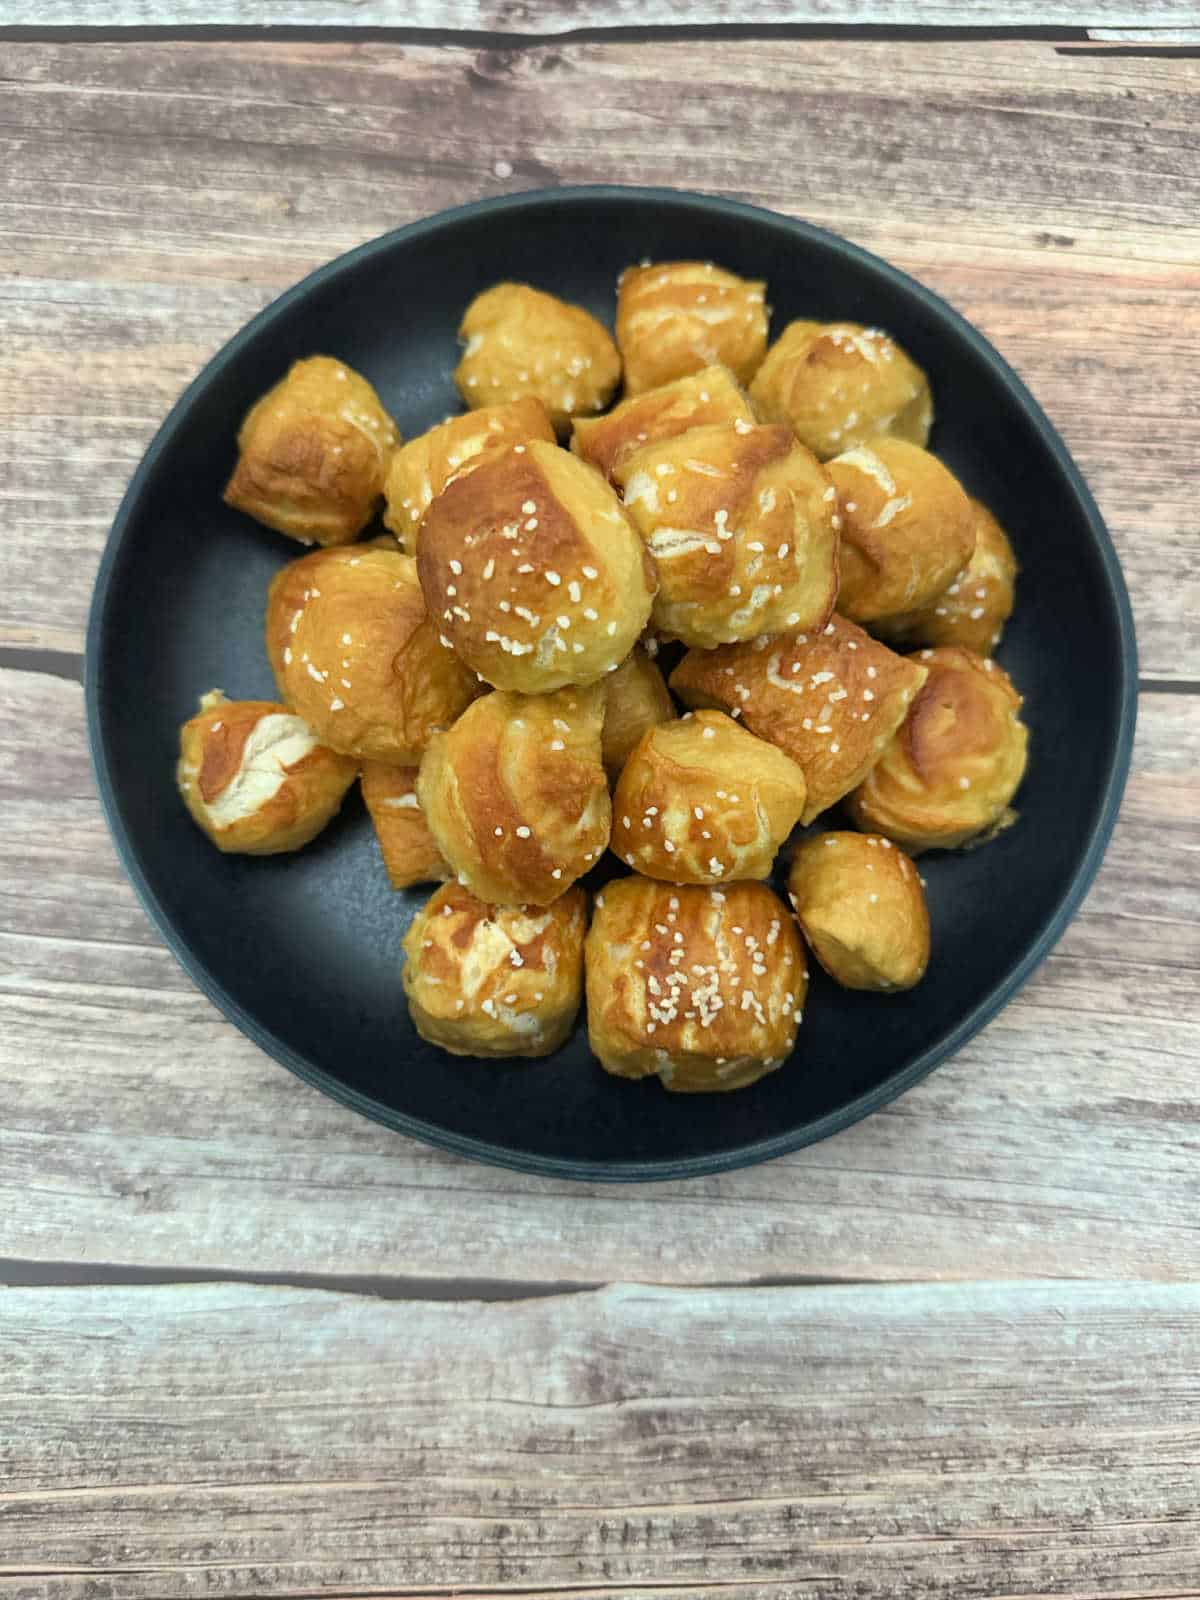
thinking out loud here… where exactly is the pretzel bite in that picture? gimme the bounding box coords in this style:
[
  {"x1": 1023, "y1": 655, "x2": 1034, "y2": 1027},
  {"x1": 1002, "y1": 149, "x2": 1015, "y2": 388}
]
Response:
[
  {"x1": 749, "y1": 320, "x2": 932, "y2": 460},
  {"x1": 571, "y1": 365, "x2": 754, "y2": 482},
  {"x1": 847, "y1": 646, "x2": 1029, "y2": 852},
  {"x1": 417, "y1": 683, "x2": 610, "y2": 906},
  {"x1": 828, "y1": 438, "x2": 975, "y2": 624},
  {"x1": 612, "y1": 422, "x2": 838, "y2": 648},
  {"x1": 177, "y1": 689, "x2": 356, "y2": 854},
  {"x1": 612, "y1": 710, "x2": 807, "y2": 884},
  {"x1": 585, "y1": 878, "x2": 806, "y2": 1092},
  {"x1": 382, "y1": 398, "x2": 555, "y2": 554},
  {"x1": 873, "y1": 498, "x2": 1018, "y2": 655},
  {"x1": 601, "y1": 646, "x2": 677, "y2": 781},
  {"x1": 360, "y1": 763, "x2": 449, "y2": 889},
  {"x1": 224, "y1": 356, "x2": 398, "y2": 546},
  {"x1": 788, "y1": 832, "x2": 929, "y2": 991},
  {"x1": 402, "y1": 882, "x2": 587, "y2": 1058},
  {"x1": 669, "y1": 615, "x2": 928, "y2": 825},
  {"x1": 616, "y1": 262, "x2": 769, "y2": 395},
  {"x1": 417, "y1": 438, "x2": 655, "y2": 693},
  {"x1": 453, "y1": 283, "x2": 620, "y2": 433},
  {"x1": 265, "y1": 544, "x2": 478, "y2": 767}
]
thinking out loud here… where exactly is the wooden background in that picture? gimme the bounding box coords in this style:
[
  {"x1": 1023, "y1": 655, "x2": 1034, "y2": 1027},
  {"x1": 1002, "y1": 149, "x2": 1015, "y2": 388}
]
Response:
[{"x1": 1, "y1": 9, "x2": 1199, "y2": 1596}]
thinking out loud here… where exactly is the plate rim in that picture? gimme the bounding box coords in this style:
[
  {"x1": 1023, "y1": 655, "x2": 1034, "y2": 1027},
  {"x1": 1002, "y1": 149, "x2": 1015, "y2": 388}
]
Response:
[{"x1": 85, "y1": 183, "x2": 1139, "y2": 1182}]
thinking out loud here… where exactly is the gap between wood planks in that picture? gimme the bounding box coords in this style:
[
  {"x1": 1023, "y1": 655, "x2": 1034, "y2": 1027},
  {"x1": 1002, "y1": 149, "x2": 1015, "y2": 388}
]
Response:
[
  {"x1": 2, "y1": 646, "x2": 1192, "y2": 697},
  {"x1": 0, "y1": 20, "x2": 1196, "y2": 57},
  {"x1": 0, "y1": 1583, "x2": 891, "y2": 1595},
  {"x1": 0, "y1": 20, "x2": 1192, "y2": 52},
  {"x1": 0, "y1": 1256, "x2": 890, "y2": 1298},
  {"x1": 0, "y1": 1580, "x2": 879, "y2": 1593},
  {"x1": 0, "y1": 24, "x2": 1111, "y2": 48},
  {"x1": 3, "y1": 1579, "x2": 1197, "y2": 1599}
]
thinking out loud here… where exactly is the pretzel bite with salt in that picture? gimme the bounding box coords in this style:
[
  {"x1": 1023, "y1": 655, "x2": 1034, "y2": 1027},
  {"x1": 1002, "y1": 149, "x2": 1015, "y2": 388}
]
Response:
[
  {"x1": 788, "y1": 832, "x2": 929, "y2": 991},
  {"x1": 454, "y1": 283, "x2": 620, "y2": 433},
  {"x1": 612, "y1": 422, "x2": 838, "y2": 648},
  {"x1": 417, "y1": 438, "x2": 655, "y2": 693},
  {"x1": 265, "y1": 544, "x2": 478, "y2": 767},
  {"x1": 571, "y1": 365, "x2": 754, "y2": 482},
  {"x1": 749, "y1": 320, "x2": 932, "y2": 460},
  {"x1": 417, "y1": 683, "x2": 610, "y2": 906},
  {"x1": 177, "y1": 689, "x2": 357, "y2": 855},
  {"x1": 402, "y1": 882, "x2": 587, "y2": 1058},
  {"x1": 847, "y1": 646, "x2": 1028, "y2": 853},
  {"x1": 601, "y1": 646, "x2": 677, "y2": 782},
  {"x1": 585, "y1": 878, "x2": 806, "y2": 1093},
  {"x1": 616, "y1": 262, "x2": 768, "y2": 395},
  {"x1": 669, "y1": 615, "x2": 928, "y2": 825},
  {"x1": 612, "y1": 710, "x2": 807, "y2": 884},
  {"x1": 360, "y1": 763, "x2": 449, "y2": 890},
  {"x1": 828, "y1": 438, "x2": 975, "y2": 625},
  {"x1": 224, "y1": 356, "x2": 398, "y2": 546},
  {"x1": 873, "y1": 497, "x2": 1018, "y2": 655},
  {"x1": 382, "y1": 398, "x2": 555, "y2": 554}
]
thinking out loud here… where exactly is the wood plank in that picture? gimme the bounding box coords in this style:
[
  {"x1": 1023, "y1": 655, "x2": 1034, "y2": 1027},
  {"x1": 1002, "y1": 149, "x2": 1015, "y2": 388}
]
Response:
[
  {"x1": 1089, "y1": 28, "x2": 1200, "y2": 41},
  {"x1": 0, "y1": 41, "x2": 1197, "y2": 674},
  {"x1": 3, "y1": 666, "x2": 1198, "y2": 1286},
  {"x1": 0, "y1": 3, "x2": 1193, "y2": 32},
  {"x1": 2, "y1": 1279, "x2": 1198, "y2": 1597}
]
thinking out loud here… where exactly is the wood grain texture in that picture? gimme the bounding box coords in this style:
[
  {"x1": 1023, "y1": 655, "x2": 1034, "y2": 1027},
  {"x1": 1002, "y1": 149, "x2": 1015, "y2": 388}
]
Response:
[
  {"x1": 0, "y1": 41, "x2": 1197, "y2": 674},
  {"x1": 0, "y1": 2, "x2": 1194, "y2": 32},
  {"x1": 3, "y1": 666, "x2": 1197, "y2": 1285},
  {"x1": 3, "y1": 1279, "x2": 1199, "y2": 1597}
]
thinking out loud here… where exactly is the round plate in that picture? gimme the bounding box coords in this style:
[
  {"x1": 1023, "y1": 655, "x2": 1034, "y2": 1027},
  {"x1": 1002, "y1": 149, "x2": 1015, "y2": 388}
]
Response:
[{"x1": 87, "y1": 186, "x2": 1137, "y2": 1180}]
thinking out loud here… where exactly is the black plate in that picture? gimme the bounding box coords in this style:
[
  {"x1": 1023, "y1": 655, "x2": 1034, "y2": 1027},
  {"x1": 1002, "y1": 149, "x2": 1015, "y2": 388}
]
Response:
[{"x1": 87, "y1": 186, "x2": 1137, "y2": 1180}]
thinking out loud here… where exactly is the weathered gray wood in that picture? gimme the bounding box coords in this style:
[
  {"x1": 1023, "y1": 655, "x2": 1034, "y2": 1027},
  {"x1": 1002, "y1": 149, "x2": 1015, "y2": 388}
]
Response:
[
  {"x1": 0, "y1": 41, "x2": 1197, "y2": 674},
  {"x1": 1088, "y1": 27, "x2": 1200, "y2": 39},
  {"x1": 2, "y1": 1279, "x2": 1198, "y2": 1597},
  {"x1": 0, "y1": 2, "x2": 1193, "y2": 30},
  {"x1": 3, "y1": 667, "x2": 1197, "y2": 1286}
]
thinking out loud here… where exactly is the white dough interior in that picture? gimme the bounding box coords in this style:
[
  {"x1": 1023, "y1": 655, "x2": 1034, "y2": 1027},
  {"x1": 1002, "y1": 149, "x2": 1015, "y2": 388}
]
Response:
[{"x1": 204, "y1": 714, "x2": 319, "y2": 827}]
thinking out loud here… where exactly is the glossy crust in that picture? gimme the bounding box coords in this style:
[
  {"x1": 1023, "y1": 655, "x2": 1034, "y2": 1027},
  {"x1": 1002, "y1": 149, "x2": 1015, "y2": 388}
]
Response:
[
  {"x1": 616, "y1": 262, "x2": 769, "y2": 395},
  {"x1": 670, "y1": 615, "x2": 929, "y2": 826},
  {"x1": 417, "y1": 684, "x2": 611, "y2": 906},
  {"x1": 585, "y1": 878, "x2": 807, "y2": 1093},
  {"x1": 788, "y1": 831, "x2": 929, "y2": 991},
  {"x1": 828, "y1": 438, "x2": 976, "y2": 624},
  {"x1": 360, "y1": 763, "x2": 449, "y2": 889},
  {"x1": 749, "y1": 321, "x2": 932, "y2": 460},
  {"x1": 417, "y1": 439, "x2": 656, "y2": 693},
  {"x1": 847, "y1": 646, "x2": 1029, "y2": 853},
  {"x1": 612, "y1": 422, "x2": 839, "y2": 648},
  {"x1": 381, "y1": 398, "x2": 555, "y2": 554},
  {"x1": 265, "y1": 544, "x2": 479, "y2": 767},
  {"x1": 601, "y1": 647, "x2": 677, "y2": 782},
  {"x1": 224, "y1": 356, "x2": 398, "y2": 546},
  {"x1": 176, "y1": 689, "x2": 357, "y2": 854},
  {"x1": 453, "y1": 283, "x2": 621, "y2": 433},
  {"x1": 612, "y1": 710, "x2": 807, "y2": 884},
  {"x1": 571, "y1": 365, "x2": 754, "y2": 482},
  {"x1": 402, "y1": 882, "x2": 587, "y2": 1058},
  {"x1": 873, "y1": 498, "x2": 1018, "y2": 654}
]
